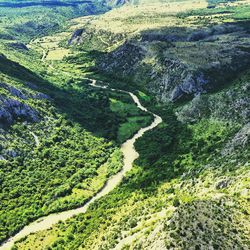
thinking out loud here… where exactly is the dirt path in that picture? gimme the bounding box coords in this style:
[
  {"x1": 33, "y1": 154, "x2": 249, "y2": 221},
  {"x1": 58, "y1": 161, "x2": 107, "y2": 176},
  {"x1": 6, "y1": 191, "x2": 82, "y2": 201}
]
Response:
[
  {"x1": 0, "y1": 79, "x2": 162, "y2": 250},
  {"x1": 41, "y1": 48, "x2": 47, "y2": 62},
  {"x1": 30, "y1": 132, "x2": 40, "y2": 147}
]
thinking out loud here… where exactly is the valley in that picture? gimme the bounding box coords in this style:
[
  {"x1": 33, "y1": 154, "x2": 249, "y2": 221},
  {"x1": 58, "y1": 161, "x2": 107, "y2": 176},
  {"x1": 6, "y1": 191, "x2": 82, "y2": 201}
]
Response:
[
  {"x1": 1, "y1": 79, "x2": 162, "y2": 250},
  {"x1": 0, "y1": 0, "x2": 249, "y2": 249}
]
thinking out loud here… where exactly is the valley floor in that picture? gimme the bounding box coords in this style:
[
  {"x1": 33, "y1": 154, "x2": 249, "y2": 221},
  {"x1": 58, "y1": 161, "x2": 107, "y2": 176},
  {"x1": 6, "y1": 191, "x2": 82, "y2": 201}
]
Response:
[{"x1": 1, "y1": 80, "x2": 162, "y2": 250}]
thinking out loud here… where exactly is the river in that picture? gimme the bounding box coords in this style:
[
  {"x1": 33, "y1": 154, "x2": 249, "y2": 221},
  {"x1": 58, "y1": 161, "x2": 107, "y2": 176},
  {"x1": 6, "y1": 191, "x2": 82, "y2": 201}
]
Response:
[{"x1": 0, "y1": 79, "x2": 162, "y2": 250}]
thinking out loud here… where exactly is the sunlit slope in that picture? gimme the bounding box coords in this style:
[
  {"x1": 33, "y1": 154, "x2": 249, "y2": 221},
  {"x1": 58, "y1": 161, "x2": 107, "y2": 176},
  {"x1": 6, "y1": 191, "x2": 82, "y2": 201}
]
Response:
[
  {"x1": 0, "y1": 5, "x2": 152, "y2": 243},
  {"x1": 15, "y1": 69, "x2": 250, "y2": 249},
  {"x1": 87, "y1": 0, "x2": 207, "y2": 36},
  {"x1": 13, "y1": 1, "x2": 250, "y2": 248},
  {"x1": 73, "y1": 0, "x2": 250, "y2": 102},
  {"x1": 0, "y1": 0, "x2": 249, "y2": 249}
]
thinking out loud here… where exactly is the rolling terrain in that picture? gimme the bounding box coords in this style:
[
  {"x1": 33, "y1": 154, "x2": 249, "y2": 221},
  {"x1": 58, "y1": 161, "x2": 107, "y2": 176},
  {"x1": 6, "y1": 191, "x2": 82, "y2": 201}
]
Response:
[{"x1": 0, "y1": 0, "x2": 249, "y2": 249}]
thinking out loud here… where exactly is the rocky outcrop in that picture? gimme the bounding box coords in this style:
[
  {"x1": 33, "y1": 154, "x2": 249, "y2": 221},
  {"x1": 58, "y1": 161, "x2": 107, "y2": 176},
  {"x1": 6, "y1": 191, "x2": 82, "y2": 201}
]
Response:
[
  {"x1": 8, "y1": 42, "x2": 29, "y2": 51},
  {"x1": 95, "y1": 18, "x2": 250, "y2": 102},
  {"x1": 32, "y1": 92, "x2": 50, "y2": 100},
  {"x1": 98, "y1": 32, "x2": 250, "y2": 102},
  {"x1": 105, "y1": 0, "x2": 130, "y2": 7},
  {"x1": 68, "y1": 28, "x2": 85, "y2": 45},
  {"x1": 188, "y1": 24, "x2": 243, "y2": 42},
  {"x1": 0, "y1": 82, "x2": 28, "y2": 99},
  {"x1": 0, "y1": 95, "x2": 39, "y2": 126},
  {"x1": 141, "y1": 33, "x2": 186, "y2": 42},
  {"x1": 171, "y1": 73, "x2": 208, "y2": 101},
  {"x1": 176, "y1": 80, "x2": 250, "y2": 124},
  {"x1": 152, "y1": 58, "x2": 209, "y2": 101},
  {"x1": 0, "y1": 82, "x2": 50, "y2": 100},
  {"x1": 0, "y1": 155, "x2": 6, "y2": 161},
  {"x1": 98, "y1": 42, "x2": 211, "y2": 101},
  {"x1": 98, "y1": 41, "x2": 145, "y2": 75},
  {"x1": 176, "y1": 94, "x2": 210, "y2": 123}
]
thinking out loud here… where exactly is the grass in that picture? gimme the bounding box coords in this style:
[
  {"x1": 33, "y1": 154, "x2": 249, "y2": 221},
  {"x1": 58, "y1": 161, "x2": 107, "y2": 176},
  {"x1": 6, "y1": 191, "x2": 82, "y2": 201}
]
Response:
[
  {"x1": 118, "y1": 116, "x2": 152, "y2": 143},
  {"x1": 109, "y1": 91, "x2": 153, "y2": 143},
  {"x1": 91, "y1": 0, "x2": 207, "y2": 34},
  {"x1": 0, "y1": 2, "x2": 156, "y2": 243},
  {"x1": 46, "y1": 48, "x2": 71, "y2": 60},
  {"x1": 110, "y1": 98, "x2": 140, "y2": 116},
  {"x1": 2, "y1": 0, "x2": 250, "y2": 249}
]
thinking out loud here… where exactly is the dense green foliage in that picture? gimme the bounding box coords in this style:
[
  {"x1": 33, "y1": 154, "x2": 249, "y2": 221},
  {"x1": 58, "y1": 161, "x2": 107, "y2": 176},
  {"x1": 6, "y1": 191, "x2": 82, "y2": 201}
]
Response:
[
  {"x1": 0, "y1": 0, "x2": 249, "y2": 249},
  {"x1": 17, "y1": 67, "x2": 249, "y2": 249},
  {"x1": 0, "y1": 51, "x2": 152, "y2": 243},
  {"x1": 0, "y1": 1, "x2": 154, "y2": 243},
  {"x1": 16, "y1": 70, "x2": 249, "y2": 249}
]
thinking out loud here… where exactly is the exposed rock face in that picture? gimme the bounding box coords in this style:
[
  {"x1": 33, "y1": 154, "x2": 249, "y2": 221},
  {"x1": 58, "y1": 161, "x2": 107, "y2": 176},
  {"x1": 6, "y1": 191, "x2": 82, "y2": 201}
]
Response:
[
  {"x1": 0, "y1": 96, "x2": 39, "y2": 125},
  {"x1": 0, "y1": 155, "x2": 6, "y2": 161},
  {"x1": 106, "y1": 0, "x2": 130, "y2": 7},
  {"x1": 0, "y1": 82, "x2": 28, "y2": 99},
  {"x1": 3, "y1": 149, "x2": 18, "y2": 158},
  {"x1": 141, "y1": 33, "x2": 186, "y2": 42},
  {"x1": 171, "y1": 73, "x2": 208, "y2": 101},
  {"x1": 187, "y1": 24, "x2": 243, "y2": 42},
  {"x1": 95, "y1": 19, "x2": 250, "y2": 102},
  {"x1": 176, "y1": 94, "x2": 210, "y2": 123},
  {"x1": 98, "y1": 41, "x2": 212, "y2": 101},
  {"x1": 98, "y1": 35, "x2": 250, "y2": 102},
  {"x1": 68, "y1": 28, "x2": 85, "y2": 45},
  {"x1": 0, "y1": 81, "x2": 46, "y2": 126},
  {"x1": 32, "y1": 92, "x2": 50, "y2": 100},
  {"x1": 0, "y1": 82, "x2": 50, "y2": 100},
  {"x1": 8, "y1": 42, "x2": 29, "y2": 51},
  {"x1": 215, "y1": 179, "x2": 231, "y2": 189},
  {"x1": 98, "y1": 41, "x2": 145, "y2": 75},
  {"x1": 176, "y1": 80, "x2": 250, "y2": 125},
  {"x1": 152, "y1": 58, "x2": 209, "y2": 101},
  {"x1": 0, "y1": 33, "x2": 15, "y2": 40}
]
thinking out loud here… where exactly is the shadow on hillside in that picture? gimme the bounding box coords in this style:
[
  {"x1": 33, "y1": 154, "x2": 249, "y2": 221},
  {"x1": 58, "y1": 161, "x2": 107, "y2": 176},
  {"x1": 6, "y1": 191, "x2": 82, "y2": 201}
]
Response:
[
  {"x1": 0, "y1": 1, "x2": 92, "y2": 8},
  {"x1": 97, "y1": 20, "x2": 250, "y2": 101},
  {"x1": 0, "y1": 54, "x2": 120, "y2": 140},
  {"x1": 95, "y1": 17, "x2": 250, "y2": 192},
  {"x1": 122, "y1": 106, "x2": 194, "y2": 192}
]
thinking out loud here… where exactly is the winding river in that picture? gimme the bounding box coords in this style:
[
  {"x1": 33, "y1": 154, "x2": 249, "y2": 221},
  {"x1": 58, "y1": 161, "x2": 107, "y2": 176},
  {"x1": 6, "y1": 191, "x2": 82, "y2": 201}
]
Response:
[{"x1": 0, "y1": 79, "x2": 162, "y2": 250}]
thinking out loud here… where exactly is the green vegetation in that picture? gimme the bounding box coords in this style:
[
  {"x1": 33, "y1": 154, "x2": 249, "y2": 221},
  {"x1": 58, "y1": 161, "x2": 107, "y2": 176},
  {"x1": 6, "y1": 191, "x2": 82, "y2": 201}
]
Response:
[
  {"x1": 0, "y1": 0, "x2": 249, "y2": 249},
  {"x1": 0, "y1": 50, "x2": 150, "y2": 243},
  {"x1": 0, "y1": 53, "x2": 127, "y2": 243},
  {"x1": 0, "y1": 1, "x2": 154, "y2": 244},
  {"x1": 0, "y1": 1, "x2": 109, "y2": 43},
  {"x1": 15, "y1": 68, "x2": 250, "y2": 250},
  {"x1": 109, "y1": 93, "x2": 152, "y2": 142}
]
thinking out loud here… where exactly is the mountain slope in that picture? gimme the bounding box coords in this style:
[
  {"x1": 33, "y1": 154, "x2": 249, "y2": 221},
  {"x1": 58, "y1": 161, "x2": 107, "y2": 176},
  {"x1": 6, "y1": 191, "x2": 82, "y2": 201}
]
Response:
[
  {"x1": 0, "y1": 3, "x2": 151, "y2": 242},
  {"x1": 15, "y1": 69, "x2": 250, "y2": 249},
  {"x1": 12, "y1": 0, "x2": 250, "y2": 249},
  {"x1": 0, "y1": 0, "x2": 249, "y2": 249},
  {"x1": 0, "y1": 51, "x2": 126, "y2": 244}
]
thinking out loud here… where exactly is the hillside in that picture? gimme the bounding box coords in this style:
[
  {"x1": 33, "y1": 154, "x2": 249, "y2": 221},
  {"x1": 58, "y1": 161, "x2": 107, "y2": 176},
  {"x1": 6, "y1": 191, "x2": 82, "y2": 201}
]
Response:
[
  {"x1": 68, "y1": 0, "x2": 250, "y2": 101},
  {"x1": 0, "y1": 0, "x2": 249, "y2": 249},
  {"x1": 0, "y1": 1, "x2": 154, "y2": 245}
]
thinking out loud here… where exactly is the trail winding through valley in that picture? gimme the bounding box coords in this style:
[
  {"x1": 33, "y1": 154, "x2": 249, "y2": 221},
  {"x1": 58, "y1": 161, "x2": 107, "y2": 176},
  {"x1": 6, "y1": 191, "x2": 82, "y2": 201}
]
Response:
[
  {"x1": 30, "y1": 132, "x2": 40, "y2": 147},
  {"x1": 0, "y1": 79, "x2": 162, "y2": 250}
]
